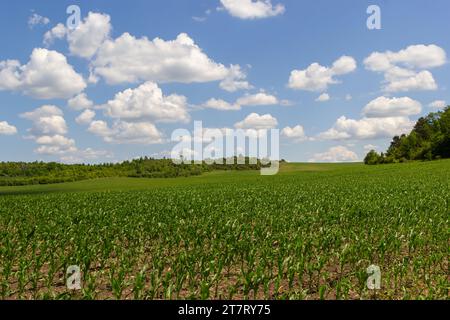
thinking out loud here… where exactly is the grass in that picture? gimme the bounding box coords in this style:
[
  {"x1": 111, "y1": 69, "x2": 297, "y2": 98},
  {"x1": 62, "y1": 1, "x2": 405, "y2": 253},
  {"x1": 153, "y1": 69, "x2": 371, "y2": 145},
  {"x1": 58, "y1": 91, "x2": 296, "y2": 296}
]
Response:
[
  {"x1": 0, "y1": 161, "x2": 448, "y2": 300},
  {"x1": 0, "y1": 162, "x2": 356, "y2": 195}
]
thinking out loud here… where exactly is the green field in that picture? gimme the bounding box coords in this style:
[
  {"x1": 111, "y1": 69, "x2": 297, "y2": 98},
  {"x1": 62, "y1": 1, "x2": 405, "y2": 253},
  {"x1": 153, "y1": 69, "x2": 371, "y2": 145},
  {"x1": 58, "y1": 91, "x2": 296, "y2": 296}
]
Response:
[{"x1": 0, "y1": 161, "x2": 449, "y2": 300}]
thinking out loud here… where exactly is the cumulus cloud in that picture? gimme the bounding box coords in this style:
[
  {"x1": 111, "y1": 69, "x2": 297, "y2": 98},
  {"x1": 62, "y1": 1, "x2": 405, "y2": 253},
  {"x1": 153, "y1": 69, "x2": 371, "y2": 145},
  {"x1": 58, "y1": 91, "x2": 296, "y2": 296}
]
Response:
[
  {"x1": 88, "y1": 120, "x2": 164, "y2": 145},
  {"x1": 318, "y1": 116, "x2": 414, "y2": 140},
  {"x1": 236, "y1": 92, "x2": 279, "y2": 106},
  {"x1": 365, "y1": 44, "x2": 446, "y2": 71},
  {"x1": 0, "y1": 121, "x2": 17, "y2": 135},
  {"x1": 20, "y1": 105, "x2": 87, "y2": 157},
  {"x1": 0, "y1": 48, "x2": 86, "y2": 99},
  {"x1": 34, "y1": 135, "x2": 77, "y2": 155},
  {"x1": 102, "y1": 82, "x2": 190, "y2": 123},
  {"x1": 309, "y1": 146, "x2": 358, "y2": 163},
  {"x1": 45, "y1": 12, "x2": 244, "y2": 90},
  {"x1": 68, "y1": 93, "x2": 94, "y2": 110},
  {"x1": 234, "y1": 113, "x2": 278, "y2": 130},
  {"x1": 201, "y1": 92, "x2": 281, "y2": 111},
  {"x1": 44, "y1": 12, "x2": 111, "y2": 59},
  {"x1": 20, "y1": 105, "x2": 68, "y2": 136},
  {"x1": 36, "y1": 139, "x2": 112, "y2": 161},
  {"x1": 60, "y1": 148, "x2": 114, "y2": 164},
  {"x1": 91, "y1": 32, "x2": 229, "y2": 85},
  {"x1": 288, "y1": 56, "x2": 357, "y2": 91},
  {"x1": 281, "y1": 125, "x2": 306, "y2": 142},
  {"x1": 43, "y1": 23, "x2": 66, "y2": 45},
  {"x1": 362, "y1": 96, "x2": 422, "y2": 118},
  {"x1": 429, "y1": 100, "x2": 447, "y2": 110},
  {"x1": 316, "y1": 93, "x2": 330, "y2": 102},
  {"x1": 384, "y1": 69, "x2": 437, "y2": 92},
  {"x1": 219, "y1": 65, "x2": 252, "y2": 92},
  {"x1": 364, "y1": 44, "x2": 446, "y2": 92},
  {"x1": 220, "y1": 0, "x2": 285, "y2": 19},
  {"x1": 201, "y1": 98, "x2": 240, "y2": 111},
  {"x1": 76, "y1": 109, "x2": 96, "y2": 125},
  {"x1": 28, "y1": 13, "x2": 50, "y2": 29}
]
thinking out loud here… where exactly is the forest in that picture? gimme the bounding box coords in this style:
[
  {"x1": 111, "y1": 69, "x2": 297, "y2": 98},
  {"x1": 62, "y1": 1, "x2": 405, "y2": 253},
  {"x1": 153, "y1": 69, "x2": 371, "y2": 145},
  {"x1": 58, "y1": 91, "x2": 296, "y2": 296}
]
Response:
[
  {"x1": 364, "y1": 106, "x2": 450, "y2": 165},
  {"x1": 0, "y1": 157, "x2": 266, "y2": 186}
]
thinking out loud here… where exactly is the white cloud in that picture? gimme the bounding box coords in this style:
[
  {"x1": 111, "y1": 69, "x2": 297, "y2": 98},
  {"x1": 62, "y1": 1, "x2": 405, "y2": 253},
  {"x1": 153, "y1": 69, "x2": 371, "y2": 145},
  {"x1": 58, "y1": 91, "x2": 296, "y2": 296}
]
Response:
[
  {"x1": 364, "y1": 144, "x2": 379, "y2": 151},
  {"x1": 202, "y1": 98, "x2": 240, "y2": 111},
  {"x1": 365, "y1": 44, "x2": 446, "y2": 71},
  {"x1": 201, "y1": 92, "x2": 281, "y2": 111},
  {"x1": 34, "y1": 135, "x2": 77, "y2": 155},
  {"x1": 345, "y1": 94, "x2": 352, "y2": 101},
  {"x1": 91, "y1": 32, "x2": 229, "y2": 85},
  {"x1": 21, "y1": 105, "x2": 68, "y2": 136},
  {"x1": 43, "y1": 23, "x2": 66, "y2": 46},
  {"x1": 331, "y1": 56, "x2": 358, "y2": 75},
  {"x1": 236, "y1": 92, "x2": 279, "y2": 106},
  {"x1": 76, "y1": 109, "x2": 96, "y2": 125},
  {"x1": 20, "y1": 105, "x2": 63, "y2": 120},
  {"x1": 31, "y1": 116, "x2": 68, "y2": 136},
  {"x1": 364, "y1": 44, "x2": 446, "y2": 92},
  {"x1": 34, "y1": 135, "x2": 111, "y2": 161},
  {"x1": 78, "y1": 148, "x2": 112, "y2": 160},
  {"x1": 384, "y1": 70, "x2": 437, "y2": 92},
  {"x1": 281, "y1": 125, "x2": 306, "y2": 142},
  {"x1": 288, "y1": 56, "x2": 357, "y2": 91},
  {"x1": 0, "y1": 121, "x2": 17, "y2": 135},
  {"x1": 318, "y1": 116, "x2": 414, "y2": 140},
  {"x1": 309, "y1": 146, "x2": 358, "y2": 163},
  {"x1": 28, "y1": 13, "x2": 50, "y2": 29},
  {"x1": 45, "y1": 12, "x2": 111, "y2": 59},
  {"x1": 362, "y1": 96, "x2": 422, "y2": 118},
  {"x1": 67, "y1": 12, "x2": 111, "y2": 58},
  {"x1": 68, "y1": 93, "x2": 94, "y2": 110},
  {"x1": 220, "y1": 0, "x2": 285, "y2": 19},
  {"x1": 234, "y1": 113, "x2": 278, "y2": 130},
  {"x1": 88, "y1": 120, "x2": 164, "y2": 144},
  {"x1": 429, "y1": 100, "x2": 447, "y2": 110},
  {"x1": 0, "y1": 48, "x2": 86, "y2": 99},
  {"x1": 60, "y1": 148, "x2": 114, "y2": 163},
  {"x1": 219, "y1": 65, "x2": 252, "y2": 92},
  {"x1": 45, "y1": 13, "x2": 242, "y2": 90},
  {"x1": 102, "y1": 81, "x2": 190, "y2": 123},
  {"x1": 316, "y1": 93, "x2": 330, "y2": 102},
  {"x1": 20, "y1": 105, "x2": 109, "y2": 160},
  {"x1": 21, "y1": 106, "x2": 77, "y2": 156},
  {"x1": 87, "y1": 120, "x2": 110, "y2": 138}
]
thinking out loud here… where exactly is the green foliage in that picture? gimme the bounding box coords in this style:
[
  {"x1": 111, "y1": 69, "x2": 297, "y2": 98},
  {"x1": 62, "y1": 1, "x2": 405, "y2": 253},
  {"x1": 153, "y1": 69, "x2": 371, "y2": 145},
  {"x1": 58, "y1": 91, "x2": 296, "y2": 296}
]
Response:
[
  {"x1": 364, "y1": 150, "x2": 382, "y2": 165},
  {"x1": 0, "y1": 161, "x2": 448, "y2": 300},
  {"x1": 0, "y1": 157, "x2": 265, "y2": 186},
  {"x1": 365, "y1": 106, "x2": 450, "y2": 165}
]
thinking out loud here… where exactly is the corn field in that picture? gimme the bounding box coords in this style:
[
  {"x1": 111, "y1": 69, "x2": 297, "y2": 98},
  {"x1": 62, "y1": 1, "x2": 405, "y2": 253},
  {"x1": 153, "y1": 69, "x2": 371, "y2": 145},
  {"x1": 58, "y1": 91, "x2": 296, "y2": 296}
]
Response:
[{"x1": 0, "y1": 161, "x2": 449, "y2": 300}]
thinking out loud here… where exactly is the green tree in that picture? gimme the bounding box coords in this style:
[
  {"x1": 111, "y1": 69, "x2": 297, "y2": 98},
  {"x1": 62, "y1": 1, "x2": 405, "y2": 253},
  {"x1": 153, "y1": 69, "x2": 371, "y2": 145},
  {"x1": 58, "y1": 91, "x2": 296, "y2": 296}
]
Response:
[{"x1": 364, "y1": 150, "x2": 381, "y2": 165}]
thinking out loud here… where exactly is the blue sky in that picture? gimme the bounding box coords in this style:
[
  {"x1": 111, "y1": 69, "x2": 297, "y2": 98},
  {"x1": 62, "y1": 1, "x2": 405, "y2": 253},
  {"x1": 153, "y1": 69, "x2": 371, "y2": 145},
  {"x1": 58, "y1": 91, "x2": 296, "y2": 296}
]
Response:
[{"x1": 0, "y1": 0, "x2": 449, "y2": 163}]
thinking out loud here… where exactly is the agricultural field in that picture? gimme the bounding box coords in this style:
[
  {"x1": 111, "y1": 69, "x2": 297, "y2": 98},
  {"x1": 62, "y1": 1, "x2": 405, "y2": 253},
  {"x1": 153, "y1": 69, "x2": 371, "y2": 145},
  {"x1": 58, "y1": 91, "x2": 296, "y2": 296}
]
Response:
[{"x1": 0, "y1": 161, "x2": 449, "y2": 300}]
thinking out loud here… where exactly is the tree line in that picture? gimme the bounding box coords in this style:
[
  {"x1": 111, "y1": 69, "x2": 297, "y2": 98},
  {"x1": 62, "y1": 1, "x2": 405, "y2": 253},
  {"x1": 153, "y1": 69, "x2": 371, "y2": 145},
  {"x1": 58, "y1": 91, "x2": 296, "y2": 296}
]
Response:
[
  {"x1": 0, "y1": 157, "x2": 268, "y2": 186},
  {"x1": 364, "y1": 106, "x2": 450, "y2": 165}
]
